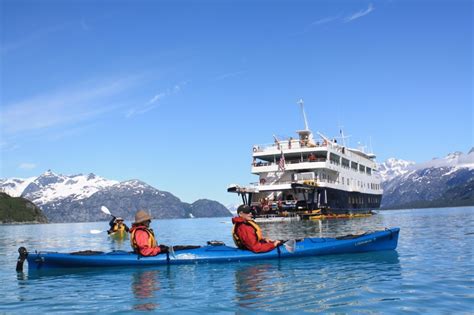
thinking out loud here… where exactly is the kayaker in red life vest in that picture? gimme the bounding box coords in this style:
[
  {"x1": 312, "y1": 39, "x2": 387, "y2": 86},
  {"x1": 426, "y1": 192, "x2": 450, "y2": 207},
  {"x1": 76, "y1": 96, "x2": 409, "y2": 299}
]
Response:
[
  {"x1": 232, "y1": 205, "x2": 282, "y2": 253},
  {"x1": 129, "y1": 210, "x2": 169, "y2": 256}
]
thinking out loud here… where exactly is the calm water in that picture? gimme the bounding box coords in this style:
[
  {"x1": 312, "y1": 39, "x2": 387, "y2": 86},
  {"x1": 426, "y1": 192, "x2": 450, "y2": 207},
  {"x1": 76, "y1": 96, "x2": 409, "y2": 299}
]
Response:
[{"x1": 1, "y1": 207, "x2": 473, "y2": 314}]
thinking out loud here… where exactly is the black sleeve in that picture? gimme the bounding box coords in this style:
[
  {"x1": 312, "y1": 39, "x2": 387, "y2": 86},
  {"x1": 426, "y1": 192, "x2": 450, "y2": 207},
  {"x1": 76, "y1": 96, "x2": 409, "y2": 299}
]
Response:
[
  {"x1": 124, "y1": 224, "x2": 130, "y2": 232},
  {"x1": 108, "y1": 216, "x2": 116, "y2": 228}
]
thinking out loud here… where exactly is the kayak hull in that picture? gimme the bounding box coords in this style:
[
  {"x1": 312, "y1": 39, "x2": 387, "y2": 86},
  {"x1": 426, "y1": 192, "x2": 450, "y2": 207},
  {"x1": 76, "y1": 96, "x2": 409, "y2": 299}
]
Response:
[{"x1": 26, "y1": 228, "x2": 399, "y2": 270}]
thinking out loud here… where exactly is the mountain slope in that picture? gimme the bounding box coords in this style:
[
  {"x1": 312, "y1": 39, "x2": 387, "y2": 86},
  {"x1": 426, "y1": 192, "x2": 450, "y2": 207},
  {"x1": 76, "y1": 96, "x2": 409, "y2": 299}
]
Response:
[
  {"x1": 0, "y1": 192, "x2": 48, "y2": 224},
  {"x1": 379, "y1": 150, "x2": 474, "y2": 209}
]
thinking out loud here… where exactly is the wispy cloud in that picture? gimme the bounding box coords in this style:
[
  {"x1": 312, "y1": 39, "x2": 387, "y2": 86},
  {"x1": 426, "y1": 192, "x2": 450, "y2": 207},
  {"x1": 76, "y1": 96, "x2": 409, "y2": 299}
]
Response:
[
  {"x1": 1, "y1": 24, "x2": 67, "y2": 55},
  {"x1": 305, "y1": 4, "x2": 374, "y2": 31},
  {"x1": 310, "y1": 16, "x2": 339, "y2": 26},
  {"x1": 126, "y1": 82, "x2": 187, "y2": 118},
  {"x1": 18, "y1": 163, "x2": 37, "y2": 170},
  {"x1": 0, "y1": 141, "x2": 19, "y2": 152},
  {"x1": 213, "y1": 70, "x2": 247, "y2": 81},
  {"x1": 344, "y1": 3, "x2": 375, "y2": 23},
  {"x1": 0, "y1": 76, "x2": 139, "y2": 135}
]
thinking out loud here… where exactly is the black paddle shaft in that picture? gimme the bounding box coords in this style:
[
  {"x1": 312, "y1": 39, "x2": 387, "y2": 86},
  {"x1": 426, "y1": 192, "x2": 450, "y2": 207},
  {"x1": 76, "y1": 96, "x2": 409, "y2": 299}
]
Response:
[{"x1": 16, "y1": 247, "x2": 28, "y2": 272}]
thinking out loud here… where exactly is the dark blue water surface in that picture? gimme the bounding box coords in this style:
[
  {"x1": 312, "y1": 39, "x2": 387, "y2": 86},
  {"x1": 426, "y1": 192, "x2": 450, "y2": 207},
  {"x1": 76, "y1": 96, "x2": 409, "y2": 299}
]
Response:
[{"x1": 1, "y1": 207, "x2": 473, "y2": 313}]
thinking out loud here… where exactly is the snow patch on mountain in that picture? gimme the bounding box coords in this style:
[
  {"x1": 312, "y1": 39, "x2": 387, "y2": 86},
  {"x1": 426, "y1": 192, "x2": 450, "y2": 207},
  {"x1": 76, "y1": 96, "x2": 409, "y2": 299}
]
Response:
[
  {"x1": 378, "y1": 150, "x2": 474, "y2": 182},
  {"x1": 414, "y1": 151, "x2": 474, "y2": 171},
  {"x1": 4, "y1": 170, "x2": 118, "y2": 206},
  {"x1": 0, "y1": 177, "x2": 36, "y2": 197},
  {"x1": 380, "y1": 149, "x2": 474, "y2": 209},
  {"x1": 377, "y1": 158, "x2": 415, "y2": 181},
  {"x1": 226, "y1": 203, "x2": 239, "y2": 215}
]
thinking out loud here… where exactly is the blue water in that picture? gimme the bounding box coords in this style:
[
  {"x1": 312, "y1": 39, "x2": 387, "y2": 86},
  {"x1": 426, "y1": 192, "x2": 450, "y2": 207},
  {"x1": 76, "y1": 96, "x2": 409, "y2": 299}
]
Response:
[{"x1": 1, "y1": 207, "x2": 473, "y2": 313}]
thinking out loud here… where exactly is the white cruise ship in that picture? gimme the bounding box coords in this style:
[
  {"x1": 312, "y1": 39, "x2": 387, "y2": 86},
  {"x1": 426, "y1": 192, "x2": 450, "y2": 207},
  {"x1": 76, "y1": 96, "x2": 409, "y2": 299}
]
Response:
[{"x1": 228, "y1": 100, "x2": 383, "y2": 221}]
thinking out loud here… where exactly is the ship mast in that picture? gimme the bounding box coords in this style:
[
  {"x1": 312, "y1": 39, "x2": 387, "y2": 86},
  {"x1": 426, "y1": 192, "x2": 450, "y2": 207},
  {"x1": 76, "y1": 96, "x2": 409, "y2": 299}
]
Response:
[{"x1": 298, "y1": 99, "x2": 310, "y2": 131}]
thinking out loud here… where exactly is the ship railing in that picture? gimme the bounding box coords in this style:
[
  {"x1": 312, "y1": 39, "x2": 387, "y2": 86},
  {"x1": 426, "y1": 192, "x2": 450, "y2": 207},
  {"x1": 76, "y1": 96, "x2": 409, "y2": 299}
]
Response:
[
  {"x1": 252, "y1": 158, "x2": 327, "y2": 167},
  {"x1": 254, "y1": 178, "x2": 340, "y2": 186},
  {"x1": 252, "y1": 140, "x2": 329, "y2": 153}
]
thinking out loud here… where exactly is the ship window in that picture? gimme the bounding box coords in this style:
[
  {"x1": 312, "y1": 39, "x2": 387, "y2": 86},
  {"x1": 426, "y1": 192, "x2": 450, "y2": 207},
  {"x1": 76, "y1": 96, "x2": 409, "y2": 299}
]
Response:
[
  {"x1": 351, "y1": 161, "x2": 358, "y2": 171},
  {"x1": 359, "y1": 165, "x2": 365, "y2": 173},
  {"x1": 341, "y1": 158, "x2": 350, "y2": 168},
  {"x1": 329, "y1": 153, "x2": 340, "y2": 165},
  {"x1": 366, "y1": 167, "x2": 372, "y2": 175}
]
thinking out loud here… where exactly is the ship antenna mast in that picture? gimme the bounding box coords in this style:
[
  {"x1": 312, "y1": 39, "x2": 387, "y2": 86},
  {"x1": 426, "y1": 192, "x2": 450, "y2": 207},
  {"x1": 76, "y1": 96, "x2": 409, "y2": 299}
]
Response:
[{"x1": 298, "y1": 99, "x2": 310, "y2": 131}]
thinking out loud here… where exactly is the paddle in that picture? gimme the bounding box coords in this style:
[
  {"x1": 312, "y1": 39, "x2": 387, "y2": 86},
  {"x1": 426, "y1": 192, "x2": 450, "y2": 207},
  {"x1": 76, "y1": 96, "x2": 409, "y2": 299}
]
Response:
[
  {"x1": 90, "y1": 206, "x2": 114, "y2": 234},
  {"x1": 282, "y1": 239, "x2": 296, "y2": 253},
  {"x1": 169, "y1": 245, "x2": 175, "y2": 258},
  {"x1": 100, "y1": 206, "x2": 113, "y2": 216}
]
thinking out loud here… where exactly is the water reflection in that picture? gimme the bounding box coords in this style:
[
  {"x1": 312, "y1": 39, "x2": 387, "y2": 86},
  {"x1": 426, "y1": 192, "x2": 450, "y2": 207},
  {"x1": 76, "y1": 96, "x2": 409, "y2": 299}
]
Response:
[
  {"x1": 233, "y1": 251, "x2": 401, "y2": 312},
  {"x1": 260, "y1": 214, "x2": 391, "y2": 241},
  {"x1": 235, "y1": 263, "x2": 276, "y2": 307},
  {"x1": 132, "y1": 270, "x2": 161, "y2": 311},
  {"x1": 109, "y1": 234, "x2": 130, "y2": 251}
]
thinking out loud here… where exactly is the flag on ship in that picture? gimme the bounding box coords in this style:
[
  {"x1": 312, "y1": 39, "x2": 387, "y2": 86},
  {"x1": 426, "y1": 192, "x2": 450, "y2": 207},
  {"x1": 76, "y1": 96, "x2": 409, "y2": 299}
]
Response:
[{"x1": 278, "y1": 150, "x2": 285, "y2": 171}]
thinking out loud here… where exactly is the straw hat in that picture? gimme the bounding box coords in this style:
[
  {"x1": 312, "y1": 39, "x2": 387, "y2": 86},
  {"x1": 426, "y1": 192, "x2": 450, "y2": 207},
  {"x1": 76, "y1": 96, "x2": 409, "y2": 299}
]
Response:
[{"x1": 134, "y1": 210, "x2": 152, "y2": 224}]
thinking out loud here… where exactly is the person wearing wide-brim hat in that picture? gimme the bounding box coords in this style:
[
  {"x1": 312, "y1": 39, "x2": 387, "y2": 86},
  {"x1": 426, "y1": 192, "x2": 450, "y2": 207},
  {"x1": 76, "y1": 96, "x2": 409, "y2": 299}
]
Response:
[
  {"x1": 129, "y1": 210, "x2": 169, "y2": 256},
  {"x1": 107, "y1": 215, "x2": 130, "y2": 235},
  {"x1": 231, "y1": 204, "x2": 281, "y2": 253}
]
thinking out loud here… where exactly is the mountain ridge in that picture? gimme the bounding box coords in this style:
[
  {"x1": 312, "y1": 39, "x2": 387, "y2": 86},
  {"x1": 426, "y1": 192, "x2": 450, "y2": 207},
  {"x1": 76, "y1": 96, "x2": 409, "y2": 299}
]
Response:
[
  {"x1": 378, "y1": 149, "x2": 474, "y2": 209},
  {"x1": 0, "y1": 171, "x2": 231, "y2": 223}
]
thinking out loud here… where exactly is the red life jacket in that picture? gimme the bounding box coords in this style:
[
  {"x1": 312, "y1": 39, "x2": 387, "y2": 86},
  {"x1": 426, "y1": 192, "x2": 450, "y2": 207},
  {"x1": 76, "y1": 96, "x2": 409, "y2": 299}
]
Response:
[
  {"x1": 130, "y1": 225, "x2": 157, "y2": 253},
  {"x1": 232, "y1": 218, "x2": 263, "y2": 249}
]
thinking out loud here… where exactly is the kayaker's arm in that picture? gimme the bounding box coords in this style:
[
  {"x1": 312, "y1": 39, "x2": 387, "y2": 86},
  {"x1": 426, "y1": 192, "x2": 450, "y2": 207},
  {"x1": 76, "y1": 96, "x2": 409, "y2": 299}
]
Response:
[
  {"x1": 107, "y1": 216, "x2": 116, "y2": 234},
  {"x1": 108, "y1": 216, "x2": 116, "y2": 228}
]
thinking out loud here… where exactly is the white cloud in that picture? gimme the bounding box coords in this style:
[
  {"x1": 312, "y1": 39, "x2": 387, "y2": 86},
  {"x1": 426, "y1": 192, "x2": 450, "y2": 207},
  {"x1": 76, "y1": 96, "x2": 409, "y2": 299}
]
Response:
[
  {"x1": 0, "y1": 76, "x2": 138, "y2": 135},
  {"x1": 148, "y1": 93, "x2": 166, "y2": 105},
  {"x1": 125, "y1": 103, "x2": 158, "y2": 118},
  {"x1": 126, "y1": 81, "x2": 187, "y2": 118},
  {"x1": 344, "y1": 3, "x2": 375, "y2": 23},
  {"x1": 19, "y1": 163, "x2": 37, "y2": 170},
  {"x1": 1, "y1": 24, "x2": 67, "y2": 55},
  {"x1": 0, "y1": 140, "x2": 19, "y2": 152},
  {"x1": 311, "y1": 16, "x2": 339, "y2": 26}
]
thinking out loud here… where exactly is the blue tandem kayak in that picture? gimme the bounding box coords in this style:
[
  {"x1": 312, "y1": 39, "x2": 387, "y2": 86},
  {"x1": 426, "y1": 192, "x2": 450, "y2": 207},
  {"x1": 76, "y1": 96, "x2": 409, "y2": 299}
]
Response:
[{"x1": 24, "y1": 228, "x2": 399, "y2": 270}]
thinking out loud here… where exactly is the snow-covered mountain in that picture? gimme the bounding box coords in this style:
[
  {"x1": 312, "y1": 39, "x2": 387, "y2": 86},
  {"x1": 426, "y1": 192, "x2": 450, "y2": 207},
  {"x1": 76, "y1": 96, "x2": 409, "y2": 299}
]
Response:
[
  {"x1": 379, "y1": 149, "x2": 474, "y2": 209},
  {"x1": 0, "y1": 171, "x2": 231, "y2": 223},
  {"x1": 226, "y1": 203, "x2": 239, "y2": 216},
  {"x1": 0, "y1": 177, "x2": 37, "y2": 197},
  {"x1": 20, "y1": 170, "x2": 119, "y2": 207},
  {"x1": 378, "y1": 158, "x2": 416, "y2": 181}
]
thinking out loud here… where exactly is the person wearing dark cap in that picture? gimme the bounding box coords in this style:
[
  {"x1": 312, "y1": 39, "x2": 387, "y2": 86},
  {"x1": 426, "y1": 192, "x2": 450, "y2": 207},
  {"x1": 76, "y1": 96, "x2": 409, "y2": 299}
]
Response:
[
  {"x1": 232, "y1": 204, "x2": 282, "y2": 253},
  {"x1": 107, "y1": 216, "x2": 130, "y2": 235},
  {"x1": 129, "y1": 210, "x2": 169, "y2": 256}
]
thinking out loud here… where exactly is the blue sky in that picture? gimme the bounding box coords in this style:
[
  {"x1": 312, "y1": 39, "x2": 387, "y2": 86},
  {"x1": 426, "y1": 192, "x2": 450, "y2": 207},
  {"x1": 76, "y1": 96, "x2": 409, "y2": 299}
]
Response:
[{"x1": 1, "y1": 0, "x2": 472, "y2": 205}]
